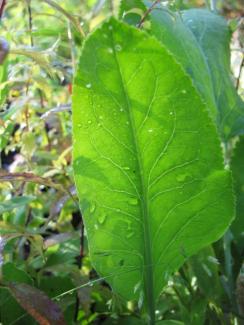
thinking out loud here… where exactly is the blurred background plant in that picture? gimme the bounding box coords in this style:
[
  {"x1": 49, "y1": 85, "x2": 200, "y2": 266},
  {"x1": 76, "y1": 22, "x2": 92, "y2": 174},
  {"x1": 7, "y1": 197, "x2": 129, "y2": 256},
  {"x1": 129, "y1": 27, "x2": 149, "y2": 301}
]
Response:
[{"x1": 0, "y1": 0, "x2": 243, "y2": 324}]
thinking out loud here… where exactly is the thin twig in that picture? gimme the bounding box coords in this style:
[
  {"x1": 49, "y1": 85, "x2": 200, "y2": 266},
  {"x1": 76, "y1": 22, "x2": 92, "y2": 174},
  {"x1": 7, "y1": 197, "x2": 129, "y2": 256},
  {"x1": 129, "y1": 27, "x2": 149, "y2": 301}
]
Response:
[
  {"x1": 209, "y1": 0, "x2": 216, "y2": 11},
  {"x1": 0, "y1": 171, "x2": 67, "y2": 193},
  {"x1": 74, "y1": 218, "x2": 85, "y2": 321},
  {"x1": 0, "y1": 0, "x2": 6, "y2": 19},
  {"x1": 236, "y1": 56, "x2": 244, "y2": 91},
  {"x1": 0, "y1": 171, "x2": 79, "y2": 212},
  {"x1": 26, "y1": 0, "x2": 34, "y2": 47},
  {"x1": 109, "y1": 0, "x2": 114, "y2": 15},
  {"x1": 137, "y1": 0, "x2": 161, "y2": 28},
  {"x1": 42, "y1": 0, "x2": 85, "y2": 37}
]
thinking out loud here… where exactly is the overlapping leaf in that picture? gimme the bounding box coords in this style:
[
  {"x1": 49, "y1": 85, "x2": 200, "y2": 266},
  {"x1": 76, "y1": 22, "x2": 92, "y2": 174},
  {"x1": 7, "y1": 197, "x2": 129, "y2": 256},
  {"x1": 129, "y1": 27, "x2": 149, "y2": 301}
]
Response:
[
  {"x1": 181, "y1": 9, "x2": 244, "y2": 140},
  {"x1": 120, "y1": 2, "x2": 244, "y2": 141}
]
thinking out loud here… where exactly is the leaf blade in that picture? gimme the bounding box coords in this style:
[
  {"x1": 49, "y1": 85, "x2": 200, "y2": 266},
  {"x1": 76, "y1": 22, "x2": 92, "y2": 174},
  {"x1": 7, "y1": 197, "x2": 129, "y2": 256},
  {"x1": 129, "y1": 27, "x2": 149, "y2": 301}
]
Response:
[{"x1": 72, "y1": 18, "x2": 234, "y2": 313}]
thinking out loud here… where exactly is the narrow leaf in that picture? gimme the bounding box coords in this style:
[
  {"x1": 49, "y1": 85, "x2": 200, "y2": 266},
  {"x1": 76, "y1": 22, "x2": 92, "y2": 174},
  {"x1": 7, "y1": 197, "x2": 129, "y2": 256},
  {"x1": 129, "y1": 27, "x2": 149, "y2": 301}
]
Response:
[{"x1": 8, "y1": 283, "x2": 66, "y2": 325}]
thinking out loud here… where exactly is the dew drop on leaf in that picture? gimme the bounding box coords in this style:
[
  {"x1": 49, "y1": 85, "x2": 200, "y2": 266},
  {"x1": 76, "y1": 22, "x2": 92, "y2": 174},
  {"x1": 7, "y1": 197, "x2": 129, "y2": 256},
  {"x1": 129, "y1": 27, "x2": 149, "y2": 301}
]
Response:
[
  {"x1": 98, "y1": 214, "x2": 106, "y2": 224},
  {"x1": 128, "y1": 198, "x2": 138, "y2": 206},
  {"x1": 115, "y1": 44, "x2": 122, "y2": 52},
  {"x1": 176, "y1": 174, "x2": 188, "y2": 182},
  {"x1": 126, "y1": 232, "x2": 134, "y2": 238},
  {"x1": 134, "y1": 281, "x2": 141, "y2": 294},
  {"x1": 118, "y1": 259, "x2": 124, "y2": 266},
  {"x1": 138, "y1": 290, "x2": 144, "y2": 309},
  {"x1": 90, "y1": 203, "x2": 96, "y2": 213},
  {"x1": 86, "y1": 83, "x2": 92, "y2": 89}
]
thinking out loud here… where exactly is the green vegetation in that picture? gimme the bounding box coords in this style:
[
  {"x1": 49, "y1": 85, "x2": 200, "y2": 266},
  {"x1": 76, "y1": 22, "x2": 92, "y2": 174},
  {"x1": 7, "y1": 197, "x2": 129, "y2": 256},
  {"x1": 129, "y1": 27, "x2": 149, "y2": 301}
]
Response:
[{"x1": 0, "y1": 0, "x2": 243, "y2": 324}]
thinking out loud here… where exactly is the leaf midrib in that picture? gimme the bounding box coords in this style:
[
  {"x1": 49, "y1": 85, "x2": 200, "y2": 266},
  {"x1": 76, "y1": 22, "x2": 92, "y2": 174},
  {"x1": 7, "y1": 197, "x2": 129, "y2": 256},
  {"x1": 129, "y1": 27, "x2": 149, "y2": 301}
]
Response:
[{"x1": 110, "y1": 26, "x2": 155, "y2": 321}]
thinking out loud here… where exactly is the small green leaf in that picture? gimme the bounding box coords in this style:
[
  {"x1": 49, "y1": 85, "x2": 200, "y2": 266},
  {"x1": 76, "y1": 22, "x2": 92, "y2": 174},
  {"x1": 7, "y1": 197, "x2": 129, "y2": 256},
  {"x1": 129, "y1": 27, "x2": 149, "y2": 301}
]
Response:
[
  {"x1": 119, "y1": 0, "x2": 147, "y2": 26},
  {"x1": 2, "y1": 262, "x2": 33, "y2": 285},
  {"x1": 73, "y1": 18, "x2": 234, "y2": 319},
  {"x1": 0, "y1": 196, "x2": 36, "y2": 213}
]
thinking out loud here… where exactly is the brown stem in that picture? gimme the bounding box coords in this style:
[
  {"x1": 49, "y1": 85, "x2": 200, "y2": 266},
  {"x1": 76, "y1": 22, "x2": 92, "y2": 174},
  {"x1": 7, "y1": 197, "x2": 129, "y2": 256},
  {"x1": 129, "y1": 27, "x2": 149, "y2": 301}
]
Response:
[
  {"x1": 236, "y1": 56, "x2": 244, "y2": 91},
  {"x1": 0, "y1": 0, "x2": 7, "y2": 19},
  {"x1": 74, "y1": 219, "x2": 85, "y2": 321},
  {"x1": 26, "y1": 0, "x2": 34, "y2": 47},
  {"x1": 137, "y1": 0, "x2": 161, "y2": 28}
]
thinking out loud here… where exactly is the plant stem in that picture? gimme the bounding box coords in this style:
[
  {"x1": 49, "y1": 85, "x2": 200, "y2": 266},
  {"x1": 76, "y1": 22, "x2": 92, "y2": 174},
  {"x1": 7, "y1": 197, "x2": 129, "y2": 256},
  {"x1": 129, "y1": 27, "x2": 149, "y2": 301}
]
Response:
[
  {"x1": 209, "y1": 0, "x2": 216, "y2": 11},
  {"x1": 138, "y1": 0, "x2": 160, "y2": 28},
  {"x1": 0, "y1": 0, "x2": 6, "y2": 19}
]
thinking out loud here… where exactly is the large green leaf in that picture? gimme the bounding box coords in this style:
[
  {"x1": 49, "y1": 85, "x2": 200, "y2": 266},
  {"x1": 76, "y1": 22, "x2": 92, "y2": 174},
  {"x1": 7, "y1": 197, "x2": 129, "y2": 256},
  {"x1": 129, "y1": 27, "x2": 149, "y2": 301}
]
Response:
[
  {"x1": 230, "y1": 137, "x2": 244, "y2": 246},
  {"x1": 181, "y1": 9, "x2": 244, "y2": 141},
  {"x1": 72, "y1": 18, "x2": 233, "y2": 320},
  {"x1": 144, "y1": 7, "x2": 216, "y2": 122},
  {"x1": 121, "y1": 2, "x2": 244, "y2": 141}
]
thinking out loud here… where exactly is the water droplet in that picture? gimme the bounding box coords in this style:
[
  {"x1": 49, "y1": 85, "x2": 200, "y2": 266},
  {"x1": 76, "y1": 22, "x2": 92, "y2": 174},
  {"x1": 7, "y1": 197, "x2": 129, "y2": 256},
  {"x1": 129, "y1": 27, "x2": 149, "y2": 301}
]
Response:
[
  {"x1": 169, "y1": 111, "x2": 173, "y2": 115},
  {"x1": 138, "y1": 290, "x2": 144, "y2": 309},
  {"x1": 98, "y1": 214, "x2": 106, "y2": 224},
  {"x1": 88, "y1": 120, "x2": 92, "y2": 124},
  {"x1": 126, "y1": 232, "x2": 134, "y2": 238},
  {"x1": 120, "y1": 108, "x2": 124, "y2": 112},
  {"x1": 207, "y1": 256, "x2": 220, "y2": 265},
  {"x1": 134, "y1": 281, "x2": 141, "y2": 293},
  {"x1": 115, "y1": 44, "x2": 122, "y2": 52},
  {"x1": 123, "y1": 166, "x2": 130, "y2": 170},
  {"x1": 108, "y1": 48, "x2": 113, "y2": 54},
  {"x1": 90, "y1": 203, "x2": 96, "y2": 213},
  {"x1": 118, "y1": 259, "x2": 124, "y2": 266},
  {"x1": 86, "y1": 83, "x2": 92, "y2": 89},
  {"x1": 128, "y1": 198, "x2": 138, "y2": 206},
  {"x1": 148, "y1": 129, "x2": 153, "y2": 133},
  {"x1": 181, "y1": 89, "x2": 187, "y2": 94},
  {"x1": 176, "y1": 174, "x2": 188, "y2": 182}
]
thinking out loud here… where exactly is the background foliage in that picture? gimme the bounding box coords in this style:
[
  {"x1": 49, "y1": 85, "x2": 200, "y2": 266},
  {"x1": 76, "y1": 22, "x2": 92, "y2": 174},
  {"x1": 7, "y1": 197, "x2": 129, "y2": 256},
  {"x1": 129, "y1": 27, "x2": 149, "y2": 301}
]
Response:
[{"x1": 0, "y1": 0, "x2": 243, "y2": 324}]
